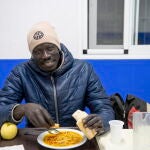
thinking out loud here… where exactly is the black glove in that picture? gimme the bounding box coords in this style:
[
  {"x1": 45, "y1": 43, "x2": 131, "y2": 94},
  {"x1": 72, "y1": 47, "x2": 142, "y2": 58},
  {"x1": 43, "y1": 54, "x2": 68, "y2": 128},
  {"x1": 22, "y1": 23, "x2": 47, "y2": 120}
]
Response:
[
  {"x1": 82, "y1": 114, "x2": 104, "y2": 135},
  {"x1": 13, "y1": 103, "x2": 55, "y2": 128}
]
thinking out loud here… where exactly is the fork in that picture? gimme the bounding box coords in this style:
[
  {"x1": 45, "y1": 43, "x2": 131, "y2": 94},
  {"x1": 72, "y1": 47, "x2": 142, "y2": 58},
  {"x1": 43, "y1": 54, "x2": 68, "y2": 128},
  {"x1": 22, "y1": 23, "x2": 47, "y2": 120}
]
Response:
[
  {"x1": 23, "y1": 128, "x2": 60, "y2": 136},
  {"x1": 48, "y1": 128, "x2": 60, "y2": 134}
]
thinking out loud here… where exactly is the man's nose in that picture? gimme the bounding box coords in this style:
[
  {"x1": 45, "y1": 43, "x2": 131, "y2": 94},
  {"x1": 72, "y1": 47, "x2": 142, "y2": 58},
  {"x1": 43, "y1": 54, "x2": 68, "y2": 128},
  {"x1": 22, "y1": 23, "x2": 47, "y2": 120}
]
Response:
[{"x1": 42, "y1": 50, "x2": 49, "y2": 58}]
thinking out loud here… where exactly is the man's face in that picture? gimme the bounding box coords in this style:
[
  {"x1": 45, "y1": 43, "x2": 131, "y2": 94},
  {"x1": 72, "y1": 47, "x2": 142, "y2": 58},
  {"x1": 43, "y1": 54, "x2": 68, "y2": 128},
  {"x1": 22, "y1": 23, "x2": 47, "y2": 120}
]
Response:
[{"x1": 32, "y1": 43, "x2": 61, "y2": 72}]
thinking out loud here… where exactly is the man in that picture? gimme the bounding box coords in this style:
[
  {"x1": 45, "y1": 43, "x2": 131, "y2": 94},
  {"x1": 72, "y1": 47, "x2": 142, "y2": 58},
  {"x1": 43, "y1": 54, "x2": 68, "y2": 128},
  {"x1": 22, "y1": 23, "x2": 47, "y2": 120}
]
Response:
[{"x1": 0, "y1": 22, "x2": 114, "y2": 134}]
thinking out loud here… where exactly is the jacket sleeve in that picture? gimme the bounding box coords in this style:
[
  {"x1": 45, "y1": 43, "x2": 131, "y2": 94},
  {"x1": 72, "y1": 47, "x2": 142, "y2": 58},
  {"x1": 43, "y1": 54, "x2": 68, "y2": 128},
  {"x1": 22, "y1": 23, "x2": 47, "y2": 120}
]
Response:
[
  {"x1": 85, "y1": 64, "x2": 115, "y2": 130},
  {"x1": 0, "y1": 66, "x2": 24, "y2": 126}
]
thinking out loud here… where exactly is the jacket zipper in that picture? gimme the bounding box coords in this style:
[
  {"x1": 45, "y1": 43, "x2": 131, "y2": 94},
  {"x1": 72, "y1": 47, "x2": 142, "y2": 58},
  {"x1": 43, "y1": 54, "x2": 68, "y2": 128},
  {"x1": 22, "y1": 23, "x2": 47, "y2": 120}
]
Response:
[{"x1": 51, "y1": 76, "x2": 59, "y2": 123}]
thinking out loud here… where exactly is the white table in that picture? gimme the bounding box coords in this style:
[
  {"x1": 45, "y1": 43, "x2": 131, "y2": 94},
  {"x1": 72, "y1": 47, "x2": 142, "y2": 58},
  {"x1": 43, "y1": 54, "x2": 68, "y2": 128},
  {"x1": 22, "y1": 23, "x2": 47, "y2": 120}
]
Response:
[{"x1": 96, "y1": 129, "x2": 133, "y2": 150}]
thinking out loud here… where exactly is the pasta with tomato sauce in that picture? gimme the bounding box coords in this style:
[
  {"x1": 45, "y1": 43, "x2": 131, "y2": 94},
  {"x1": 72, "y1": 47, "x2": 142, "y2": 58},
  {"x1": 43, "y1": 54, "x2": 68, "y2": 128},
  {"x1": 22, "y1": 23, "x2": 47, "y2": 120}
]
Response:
[{"x1": 43, "y1": 131, "x2": 83, "y2": 147}]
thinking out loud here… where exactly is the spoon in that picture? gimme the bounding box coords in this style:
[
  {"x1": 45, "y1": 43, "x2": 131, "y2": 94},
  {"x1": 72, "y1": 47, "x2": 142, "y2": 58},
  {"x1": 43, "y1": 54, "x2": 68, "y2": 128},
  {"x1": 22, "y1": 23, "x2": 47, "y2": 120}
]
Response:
[
  {"x1": 48, "y1": 128, "x2": 60, "y2": 134},
  {"x1": 23, "y1": 128, "x2": 60, "y2": 136}
]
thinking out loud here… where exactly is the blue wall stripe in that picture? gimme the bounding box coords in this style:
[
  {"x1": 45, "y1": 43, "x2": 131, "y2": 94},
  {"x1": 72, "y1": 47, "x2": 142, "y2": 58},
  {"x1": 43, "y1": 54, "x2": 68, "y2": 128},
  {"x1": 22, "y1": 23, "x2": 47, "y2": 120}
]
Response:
[
  {"x1": 87, "y1": 59, "x2": 150, "y2": 101},
  {"x1": 0, "y1": 59, "x2": 150, "y2": 128},
  {"x1": 0, "y1": 59, "x2": 150, "y2": 101}
]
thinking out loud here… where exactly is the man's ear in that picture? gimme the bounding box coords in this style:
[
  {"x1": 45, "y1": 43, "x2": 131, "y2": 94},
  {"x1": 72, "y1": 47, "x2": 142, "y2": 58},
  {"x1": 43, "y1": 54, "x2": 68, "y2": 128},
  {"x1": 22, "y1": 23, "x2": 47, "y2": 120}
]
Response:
[{"x1": 58, "y1": 50, "x2": 63, "y2": 60}]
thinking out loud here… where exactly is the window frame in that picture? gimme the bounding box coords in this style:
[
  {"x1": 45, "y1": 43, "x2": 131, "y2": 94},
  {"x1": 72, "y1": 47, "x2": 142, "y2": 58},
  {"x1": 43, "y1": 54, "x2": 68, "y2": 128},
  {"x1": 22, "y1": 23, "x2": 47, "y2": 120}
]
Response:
[{"x1": 79, "y1": 0, "x2": 150, "y2": 59}]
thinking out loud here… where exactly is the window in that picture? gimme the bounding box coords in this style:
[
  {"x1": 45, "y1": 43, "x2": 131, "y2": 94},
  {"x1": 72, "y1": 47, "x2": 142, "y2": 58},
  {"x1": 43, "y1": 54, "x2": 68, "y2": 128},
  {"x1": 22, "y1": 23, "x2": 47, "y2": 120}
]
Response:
[
  {"x1": 81, "y1": 0, "x2": 150, "y2": 58},
  {"x1": 89, "y1": 0, "x2": 124, "y2": 48},
  {"x1": 134, "y1": 0, "x2": 150, "y2": 45}
]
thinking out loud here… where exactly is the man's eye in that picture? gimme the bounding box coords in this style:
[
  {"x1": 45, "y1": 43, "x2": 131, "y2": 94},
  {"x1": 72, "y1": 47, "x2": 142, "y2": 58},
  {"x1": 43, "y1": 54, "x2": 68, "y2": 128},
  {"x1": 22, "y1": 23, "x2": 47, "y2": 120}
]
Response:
[
  {"x1": 47, "y1": 48, "x2": 52, "y2": 51},
  {"x1": 47, "y1": 47, "x2": 55, "y2": 52},
  {"x1": 34, "y1": 50, "x2": 41, "y2": 55}
]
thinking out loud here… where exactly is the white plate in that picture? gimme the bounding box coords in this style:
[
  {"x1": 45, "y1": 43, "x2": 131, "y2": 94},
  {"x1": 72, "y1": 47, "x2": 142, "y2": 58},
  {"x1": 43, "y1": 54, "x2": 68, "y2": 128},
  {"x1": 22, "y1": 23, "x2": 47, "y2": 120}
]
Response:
[{"x1": 37, "y1": 128, "x2": 87, "y2": 149}]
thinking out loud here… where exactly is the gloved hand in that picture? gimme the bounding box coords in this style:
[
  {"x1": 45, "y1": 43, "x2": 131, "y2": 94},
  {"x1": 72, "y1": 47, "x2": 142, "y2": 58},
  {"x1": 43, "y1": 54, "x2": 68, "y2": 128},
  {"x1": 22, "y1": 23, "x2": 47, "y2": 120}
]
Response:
[
  {"x1": 13, "y1": 103, "x2": 55, "y2": 128},
  {"x1": 82, "y1": 114, "x2": 104, "y2": 135}
]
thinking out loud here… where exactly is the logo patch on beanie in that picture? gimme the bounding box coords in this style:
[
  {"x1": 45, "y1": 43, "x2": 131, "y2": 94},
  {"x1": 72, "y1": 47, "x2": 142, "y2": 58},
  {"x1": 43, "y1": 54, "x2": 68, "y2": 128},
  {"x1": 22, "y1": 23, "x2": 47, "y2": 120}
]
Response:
[{"x1": 33, "y1": 31, "x2": 44, "y2": 40}]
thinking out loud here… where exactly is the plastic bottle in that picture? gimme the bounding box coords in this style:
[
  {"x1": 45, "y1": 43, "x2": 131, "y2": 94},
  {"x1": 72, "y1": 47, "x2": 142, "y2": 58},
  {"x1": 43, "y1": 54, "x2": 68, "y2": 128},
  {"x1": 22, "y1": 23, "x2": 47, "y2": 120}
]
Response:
[{"x1": 72, "y1": 110, "x2": 97, "y2": 140}]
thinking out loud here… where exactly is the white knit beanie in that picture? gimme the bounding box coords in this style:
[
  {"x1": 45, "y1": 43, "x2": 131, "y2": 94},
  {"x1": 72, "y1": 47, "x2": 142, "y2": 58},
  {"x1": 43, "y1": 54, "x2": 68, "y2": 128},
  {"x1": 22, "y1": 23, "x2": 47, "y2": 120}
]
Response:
[{"x1": 27, "y1": 21, "x2": 60, "y2": 53}]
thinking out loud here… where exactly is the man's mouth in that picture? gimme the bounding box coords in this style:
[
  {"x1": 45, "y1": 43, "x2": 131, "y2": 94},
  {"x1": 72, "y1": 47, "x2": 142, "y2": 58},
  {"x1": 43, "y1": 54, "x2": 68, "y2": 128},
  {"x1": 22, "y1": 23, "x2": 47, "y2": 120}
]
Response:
[
  {"x1": 41, "y1": 58, "x2": 52, "y2": 63},
  {"x1": 41, "y1": 59, "x2": 56, "y2": 65}
]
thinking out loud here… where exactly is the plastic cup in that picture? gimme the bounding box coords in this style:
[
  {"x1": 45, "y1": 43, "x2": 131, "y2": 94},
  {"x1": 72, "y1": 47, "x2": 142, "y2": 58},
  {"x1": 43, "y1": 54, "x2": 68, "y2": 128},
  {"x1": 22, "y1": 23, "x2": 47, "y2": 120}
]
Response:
[
  {"x1": 133, "y1": 112, "x2": 150, "y2": 150},
  {"x1": 109, "y1": 120, "x2": 124, "y2": 144}
]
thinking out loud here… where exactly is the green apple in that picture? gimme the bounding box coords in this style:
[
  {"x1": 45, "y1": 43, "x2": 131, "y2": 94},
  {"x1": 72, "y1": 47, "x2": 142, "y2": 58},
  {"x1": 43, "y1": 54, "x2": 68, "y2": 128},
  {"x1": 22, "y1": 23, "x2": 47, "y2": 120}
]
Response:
[{"x1": 0, "y1": 122, "x2": 18, "y2": 140}]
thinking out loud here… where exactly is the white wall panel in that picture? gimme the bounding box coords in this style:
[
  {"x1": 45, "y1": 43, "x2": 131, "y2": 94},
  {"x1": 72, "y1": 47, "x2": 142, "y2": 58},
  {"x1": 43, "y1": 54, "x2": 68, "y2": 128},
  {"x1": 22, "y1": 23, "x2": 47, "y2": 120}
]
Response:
[{"x1": 0, "y1": 0, "x2": 82, "y2": 59}]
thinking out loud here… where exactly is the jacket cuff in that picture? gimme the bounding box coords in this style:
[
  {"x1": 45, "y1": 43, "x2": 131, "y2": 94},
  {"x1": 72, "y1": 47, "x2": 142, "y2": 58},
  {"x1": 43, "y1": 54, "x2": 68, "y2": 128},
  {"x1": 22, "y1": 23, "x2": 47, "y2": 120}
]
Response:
[{"x1": 11, "y1": 104, "x2": 24, "y2": 123}]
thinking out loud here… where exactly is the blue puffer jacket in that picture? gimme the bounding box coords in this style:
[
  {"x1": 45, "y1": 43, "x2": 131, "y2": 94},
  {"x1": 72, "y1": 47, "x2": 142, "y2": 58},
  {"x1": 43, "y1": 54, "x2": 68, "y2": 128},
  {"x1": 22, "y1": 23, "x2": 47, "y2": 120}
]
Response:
[{"x1": 0, "y1": 44, "x2": 114, "y2": 129}]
